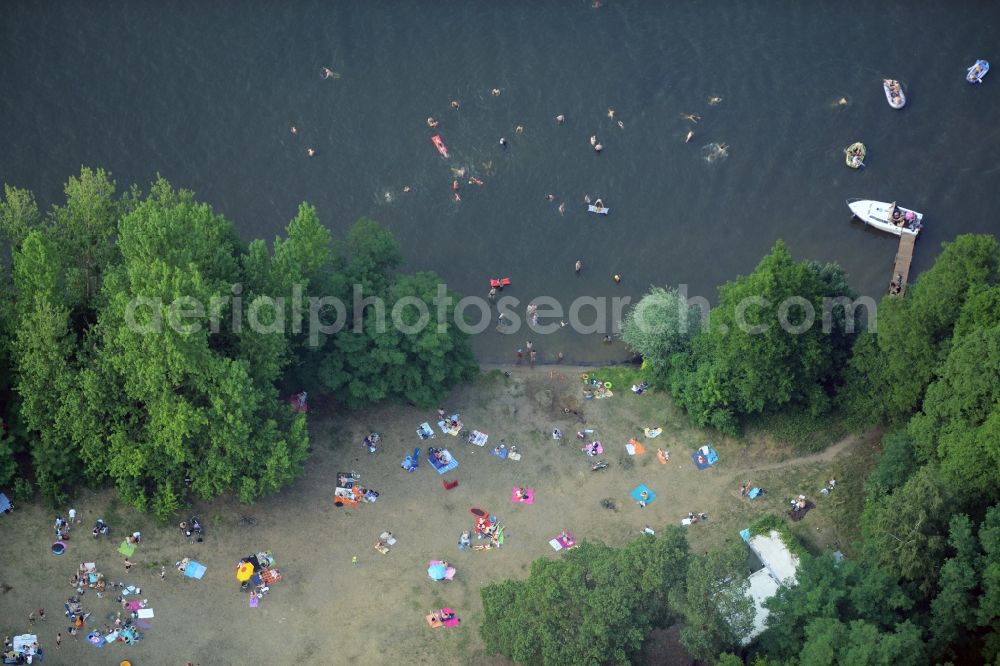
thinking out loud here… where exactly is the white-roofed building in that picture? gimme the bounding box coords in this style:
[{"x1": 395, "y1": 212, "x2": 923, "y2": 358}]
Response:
[{"x1": 737, "y1": 528, "x2": 801, "y2": 644}]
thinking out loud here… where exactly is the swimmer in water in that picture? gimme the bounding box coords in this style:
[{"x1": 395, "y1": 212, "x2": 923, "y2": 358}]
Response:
[
  {"x1": 680, "y1": 113, "x2": 700, "y2": 123},
  {"x1": 427, "y1": 117, "x2": 439, "y2": 128},
  {"x1": 685, "y1": 130, "x2": 694, "y2": 143},
  {"x1": 594, "y1": 143, "x2": 603, "y2": 153},
  {"x1": 451, "y1": 100, "x2": 460, "y2": 109},
  {"x1": 499, "y1": 137, "x2": 508, "y2": 148},
  {"x1": 321, "y1": 67, "x2": 336, "y2": 79},
  {"x1": 491, "y1": 88, "x2": 501, "y2": 97},
  {"x1": 575, "y1": 259, "x2": 582, "y2": 274},
  {"x1": 469, "y1": 176, "x2": 484, "y2": 186},
  {"x1": 544, "y1": 194, "x2": 555, "y2": 202},
  {"x1": 515, "y1": 125, "x2": 524, "y2": 134},
  {"x1": 613, "y1": 274, "x2": 621, "y2": 284},
  {"x1": 307, "y1": 148, "x2": 316, "y2": 157},
  {"x1": 607, "y1": 108, "x2": 615, "y2": 119},
  {"x1": 836, "y1": 96, "x2": 849, "y2": 106},
  {"x1": 590, "y1": 135, "x2": 598, "y2": 147},
  {"x1": 555, "y1": 114, "x2": 565, "y2": 124},
  {"x1": 708, "y1": 96, "x2": 723, "y2": 105},
  {"x1": 584, "y1": 194, "x2": 591, "y2": 204},
  {"x1": 617, "y1": 120, "x2": 624, "y2": 129},
  {"x1": 402, "y1": 186, "x2": 411, "y2": 193},
  {"x1": 290, "y1": 126, "x2": 298, "y2": 135},
  {"x1": 558, "y1": 203, "x2": 566, "y2": 215},
  {"x1": 452, "y1": 180, "x2": 460, "y2": 192}
]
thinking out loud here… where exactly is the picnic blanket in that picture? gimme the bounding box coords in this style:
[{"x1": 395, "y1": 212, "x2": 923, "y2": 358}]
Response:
[
  {"x1": 429, "y1": 560, "x2": 456, "y2": 581},
  {"x1": 549, "y1": 532, "x2": 577, "y2": 551},
  {"x1": 260, "y1": 568, "x2": 282, "y2": 584},
  {"x1": 184, "y1": 561, "x2": 207, "y2": 579},
  {"x1": 691, "y1": 444, "x2": 718, "y2": 470},
  {"x1": 644, "y1": 427, "x2": 662, "y2": 438},
  {"x1": 492, "y1": 445, "x2": 508, "y2": 460},
  {"x1": 118, "y1": 540, "x2": 136, "y2": 557},
  {"x1": 582, "y1": 441, "x2": 603, "y2": 456},
  {"x1": 789, "y1": 500, "x2": 815, "y2": 522},
  {"x1": 468, "y1": 430, "x2": 489, "y2": 446},
  {"x1": 12, "y1": 635, "x2": 38, "y2": 652},
  {"x1": 625, "y1": 439, "x2": 646, "y2": 456},
  {"x1": 748, "y1": 487, "x2": 763, "y2": 500},
  {"x1": 630, "y1": 484, "x2": 657, "y2": 505},
  {"x1": 87, "y1": 632, "x2": 105, "y2": 647},
  {"x1": 136, "y1": 608, "x2": 154, "y2": 619},
  {"x1": 438, "y1": 416, "x2": 462, "y2": 435},
  {"x1": 402, "y1": 447, "x2": 421, "y2": 472},
  {"x1": 417, "y1": 422, "x2": 435, "y2": 440},
  {"x1": 510, "y1": 487, "x2": 535, "y2": 504},
  {"x1": 429, "y1": 449, "x2": 459, "y2": 474}
]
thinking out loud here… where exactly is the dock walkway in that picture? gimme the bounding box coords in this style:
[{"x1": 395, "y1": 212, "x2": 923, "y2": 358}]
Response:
[{"x1": 891, "y1": 234, "x2": 916, "y2": 295}]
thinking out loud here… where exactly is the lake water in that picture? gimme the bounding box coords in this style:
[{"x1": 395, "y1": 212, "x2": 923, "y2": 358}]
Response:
[{"x1": 2, "y1": 0, "x2": 999, "y2": 363}]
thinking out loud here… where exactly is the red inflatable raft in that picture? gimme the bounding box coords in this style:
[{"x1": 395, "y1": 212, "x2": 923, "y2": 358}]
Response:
[
  {"x1": 431, "y1": 135, "x2": 449, "y2": 158},
  {"x1": 489, "y1": 278, "x2": 511, "y2": 288}
]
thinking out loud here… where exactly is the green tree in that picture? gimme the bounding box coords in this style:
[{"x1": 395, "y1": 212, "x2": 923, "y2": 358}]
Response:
[
  {"x1": 314, "y1": 219, "x2": 477, "y2": 409},
  {"x1": 908, "y1": 323, "x2": 1000, "y2": 498},
  {"x1": 621, "y1": 286, "x2": 703, "y2": 379},
  {"x1": 864, "y1": 430, "x2": 921, "y2": 499},
  {"x1": 931, "y1": 514, "x2": 982, "y2": 655},
  {"x1": 669, "y1": 241, "x2": 858, "y2": 433},
  {"x1": 89, "y1": 178, "x2": 308, "y2": 518},
  {"x1": 481, "y1": 529, "x2": 690, "y2": 666},
  {"x1": 860, "y1": 466, "x2": 953, "y2": 594},
  {"x1": 671, "y1": 543, "x2": 754, "y2": 661},
  {"x1": 977, "y1": 505, "x2": 1000, "y2": 662},
  {"x1": 843, "y1": 234, "x2": 1000, "y2": 425}
]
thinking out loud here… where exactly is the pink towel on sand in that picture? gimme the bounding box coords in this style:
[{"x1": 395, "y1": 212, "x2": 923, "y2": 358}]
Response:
[{"x1": 510, "y1": 487, "x2": 535, "y2": 504}]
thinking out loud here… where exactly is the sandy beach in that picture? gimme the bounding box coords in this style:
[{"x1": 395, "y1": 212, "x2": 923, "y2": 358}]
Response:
[{"x1": 0, "y1": 367, "x2": 874, "y2": 665}]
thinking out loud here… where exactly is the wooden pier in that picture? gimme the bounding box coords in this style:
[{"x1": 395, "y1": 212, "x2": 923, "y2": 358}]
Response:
[{"x1": 891, "y1": 233, "x2": 916, "y2": 295}]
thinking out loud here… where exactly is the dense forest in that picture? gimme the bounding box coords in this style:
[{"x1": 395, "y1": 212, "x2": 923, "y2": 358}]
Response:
[
  {"x1": 484, "y1": 236, "x2": 1000, "y2": 664},
  {"x1": 0, "y1": 169, "x2": 477, "y2": 518}
]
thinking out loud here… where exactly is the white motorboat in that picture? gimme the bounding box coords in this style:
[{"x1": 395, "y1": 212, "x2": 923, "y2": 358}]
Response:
[{"x1": 847, "y1": 199, "x2": 923, "y2": 236}]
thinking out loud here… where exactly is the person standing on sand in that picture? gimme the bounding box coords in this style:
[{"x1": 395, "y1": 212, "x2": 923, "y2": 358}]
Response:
[
  {"x1": 516, "y1": 349, "x2": 523, "y2": 363},
  {"x1": 575, "y1": 259, "x2": 582, "y2": 274},
  {"x1": 56, "y1": 633, "x2": 61, "y2": 649},
  {"x1": 529, "y1": 350, "x2": 537, "y2": 366}
]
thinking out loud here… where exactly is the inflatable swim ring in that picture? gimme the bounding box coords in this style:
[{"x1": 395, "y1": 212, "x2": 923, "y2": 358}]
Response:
[
  {"x1": 52, "y1": 541, "x2": 66, "y2": 555},
  {"x1": 581, "y1": 373, "x2": 589, "y2": 382},
  {"x1": 604, "y1": 382, "x2": 612, "y2": 390}
]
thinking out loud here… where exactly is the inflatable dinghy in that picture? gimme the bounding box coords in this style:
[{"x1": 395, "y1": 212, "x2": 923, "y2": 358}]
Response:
[{"x1": 967, "y1": 59, "x2": 989, "y2": 84}]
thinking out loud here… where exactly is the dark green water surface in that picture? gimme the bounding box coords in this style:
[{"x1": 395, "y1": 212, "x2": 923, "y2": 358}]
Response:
[{"x1": 3, "y1": 1, "x2": 999, "y2": 362}]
